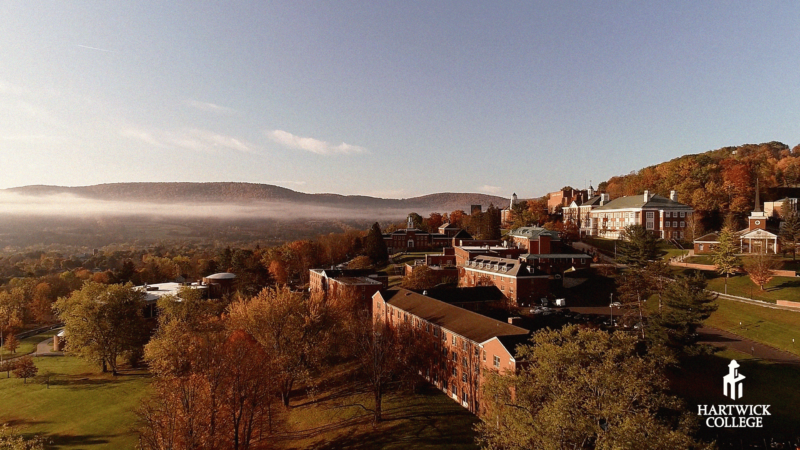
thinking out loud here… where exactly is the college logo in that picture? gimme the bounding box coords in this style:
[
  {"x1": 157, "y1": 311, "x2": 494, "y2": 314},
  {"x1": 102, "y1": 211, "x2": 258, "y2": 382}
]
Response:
[
  {"x1": 723, "y1": 360, "x2": 745, "y2": 400},
  {"x1": 697, "y1": 359, "x2": 770, "y2": 428}
]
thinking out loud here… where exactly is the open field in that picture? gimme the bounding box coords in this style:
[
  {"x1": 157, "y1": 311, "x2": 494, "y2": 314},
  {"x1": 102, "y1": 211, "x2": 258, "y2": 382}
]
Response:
[
  {"x1": 0, "y1": 329, "x2": 61, "y2": 358},
  {"x1": 0, "y1": 354, "x2": 479, "y2": 450},
  {"x1": 704, "y1": 297, "x2": 800, "y2": 356},
  {"x1": 0, "y1": 356, "x2": 152, "y2": 450}
]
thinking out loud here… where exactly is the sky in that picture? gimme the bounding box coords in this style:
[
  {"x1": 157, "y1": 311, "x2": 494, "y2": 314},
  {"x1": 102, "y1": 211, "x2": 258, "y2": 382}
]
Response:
[{"x1": 1, "y1": 2, "x2": 799, "y2": 200}]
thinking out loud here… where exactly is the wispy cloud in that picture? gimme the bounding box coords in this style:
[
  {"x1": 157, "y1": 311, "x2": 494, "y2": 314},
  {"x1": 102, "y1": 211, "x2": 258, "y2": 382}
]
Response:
[
  {"x1": 478, "y1": 185, "x2": 503, "y2": 194},
  {"x1": 121, "y1": 126, "x2": 257, "y2": 155},
  {"x1": 267, "y1": 129, "x2": 368, "y2": 155},
  {"x1": 187, "y1": 100, "x2": 236, "y2": 114},
  {"x1": 76, "y1": 44, "x2": 117, "y2": 54}
]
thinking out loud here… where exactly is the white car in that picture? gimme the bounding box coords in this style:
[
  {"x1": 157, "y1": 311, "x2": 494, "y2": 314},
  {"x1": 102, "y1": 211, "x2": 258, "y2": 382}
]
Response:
[{"x1": 609, "y1": 302, "x2": 622, "y2": 308}]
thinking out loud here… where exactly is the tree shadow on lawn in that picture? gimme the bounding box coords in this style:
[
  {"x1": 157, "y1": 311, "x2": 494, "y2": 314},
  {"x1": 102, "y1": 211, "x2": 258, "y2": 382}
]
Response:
[
  {"x1": 44, "y1": 432, "x2": 116, "y2": 449},
  {"x1": 300, "y1": 412, "x2": 480, "y2": 450},
  {"x1": 771, "y1": 279, "x2": 800, "y2": 290}
]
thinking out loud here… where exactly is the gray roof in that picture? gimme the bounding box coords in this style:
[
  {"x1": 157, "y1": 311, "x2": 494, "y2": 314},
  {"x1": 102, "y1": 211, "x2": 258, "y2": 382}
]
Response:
[
  {"x1": 508, "y1": 227, "x2": 561, "y2": 240},
  {"x1": 581, "y1": 195, "x2": 604, "y2": 206},
  {"x1": 204, "y1": 272, "x2": 236, "y2": 280},
  {"x1": 379, "y1": 288, "x2": 529, "y2": 343},
  {"x1": 462, "y1": 255, "x2": 542, "y2": 277},
  {"x1": 593, "y1": 194, "x2": 691, "y2": 211}
]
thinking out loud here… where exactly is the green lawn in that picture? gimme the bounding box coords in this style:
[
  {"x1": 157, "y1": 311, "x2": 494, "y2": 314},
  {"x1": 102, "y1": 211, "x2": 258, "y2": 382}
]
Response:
[
  {"x1": 704, "y1": 273, "x2": 800, "y2": 303},
  {"x1": 1, "y1": 329, "x2": 61, "y2": 358},
  {"x1": 0, "y1": 356, "x2": 152, "y2": 449},
  {"x1": 704, "y1": 297, "x2": 800, "y2": 356},
  {"x1": 684, "y1": 255, "x2": 715, "y2": 265}
]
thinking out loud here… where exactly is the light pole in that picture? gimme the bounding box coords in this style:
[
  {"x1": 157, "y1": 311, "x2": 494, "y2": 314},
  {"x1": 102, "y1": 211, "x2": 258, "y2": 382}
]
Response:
[{"x1": 609, "y1": 293, "x2": 614, "y2": 326}]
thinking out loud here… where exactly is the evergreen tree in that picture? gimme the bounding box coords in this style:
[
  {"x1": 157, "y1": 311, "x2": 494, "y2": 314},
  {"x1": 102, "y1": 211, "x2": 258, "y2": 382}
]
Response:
[
  {"x1": 649, "y1": 272, "x2": 717, "y2": 354},
  {"x1": 363, "y1": 223, "x2": 389, "y2": 263},
  {"x1": 711, "y1": 226, "x2": 740, "y2": 295},
  {"x1": 617, "y1": 225, "x2": 658, "y2": 267},
  {"x1": 779, "y1": 199, "x2": 800, "y2": 260}
]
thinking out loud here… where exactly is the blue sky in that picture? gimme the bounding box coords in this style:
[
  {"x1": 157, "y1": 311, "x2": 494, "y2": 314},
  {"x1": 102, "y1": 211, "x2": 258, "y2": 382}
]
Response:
[{"x1": 1, "y1": 2, "x2": 799, "y2": 199}]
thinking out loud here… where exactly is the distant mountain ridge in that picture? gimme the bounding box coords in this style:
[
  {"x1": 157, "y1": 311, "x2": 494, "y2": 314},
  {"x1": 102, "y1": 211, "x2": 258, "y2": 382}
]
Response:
[{"x1": 6, "y1": 182, "x2": 509, "y2": 213}]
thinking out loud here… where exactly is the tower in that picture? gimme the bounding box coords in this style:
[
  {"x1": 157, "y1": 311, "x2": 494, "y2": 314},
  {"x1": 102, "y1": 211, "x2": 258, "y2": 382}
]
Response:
[
  {"x1": 407, "y1": 215, "x2": 414, "y2": 230},
  {"x1": 748, "y1": 178, "x2": 767, "y2": 231},
  {"x1": 510, "y1": 193, "x2": 517, "y2": 209}
]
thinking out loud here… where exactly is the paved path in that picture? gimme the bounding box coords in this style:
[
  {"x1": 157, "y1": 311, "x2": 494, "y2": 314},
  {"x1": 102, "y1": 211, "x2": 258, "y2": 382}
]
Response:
[
  {"x1": 35, "y1": 337, "x2": 63, "y2": 356},
  {"x1": 697, "y1": 326, "x2": 800, "y2": 366}
]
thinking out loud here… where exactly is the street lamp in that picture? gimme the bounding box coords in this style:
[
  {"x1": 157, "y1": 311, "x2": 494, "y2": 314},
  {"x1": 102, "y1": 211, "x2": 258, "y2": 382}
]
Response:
[{"x1": 609, "y1": 293, "x2": 614, "y2": 326}]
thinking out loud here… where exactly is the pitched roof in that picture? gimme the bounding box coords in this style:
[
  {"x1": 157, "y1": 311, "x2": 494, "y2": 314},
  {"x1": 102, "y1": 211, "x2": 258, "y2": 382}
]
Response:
[
  {"x1": 593, "y1": 194, "x2": 691, "y2": 211},
  {"x1": 452, "y1": 229, "x2": 474, "y2": 240},
  {"x1": 508, "y1": 227, "x2": 561, "y2": 240},
  {"x1": 379, "y1": 288, "x2": 529, "y2": 343},
  {"x1": 694, "y1": 232, "x2": 720, "y2": 243},
  {"x1": 463, "y1": 255, "x2": 541, "y2": 277}
]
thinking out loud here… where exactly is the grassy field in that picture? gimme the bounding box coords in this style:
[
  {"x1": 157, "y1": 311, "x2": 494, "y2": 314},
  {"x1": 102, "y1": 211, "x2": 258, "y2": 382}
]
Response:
[
  {"x1": 704, "y1": 298, "x2": 800, "y2": 356},
  {"x1": 0, "y1": 329, "x2": 61, "y2": 358},
  {"x1": 280, "y1": 363, "x2": 480, "y2": 450},
  {"x1": 704, "y1": 273, "x2": 800, "y2": 303},
  {"x1": 0, "y1": 354, "x2": 479, "y2": 450},
  {"x1": 0, "y1": 356, "x2": 152, "y2": 449}
]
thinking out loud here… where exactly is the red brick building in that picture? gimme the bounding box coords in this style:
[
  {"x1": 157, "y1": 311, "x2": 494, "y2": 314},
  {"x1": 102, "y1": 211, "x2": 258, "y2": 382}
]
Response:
[
  {"x1": 383, "y1": 217, "x2": 452, "y2": 253},
  {"x1": 459, "y1": 255, "x2": 549, "y2": 306},
  {"x1": 373, "y1": 288, "x2": 529, "y2": 414},
  {"x1": 588, "y1": 190, "x2": 693, "y2": 240},
  {"x1": 309, "y1": 268, "x2": 387, "y2": 307},
  {"x1": 507, "y1": 227, "x2": 562, "y2": 254}
]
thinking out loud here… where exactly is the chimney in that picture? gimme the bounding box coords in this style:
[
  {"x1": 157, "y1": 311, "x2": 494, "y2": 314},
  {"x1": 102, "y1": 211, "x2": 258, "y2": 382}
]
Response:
[
  {"x1": 670, "y1": 190, "x2": 678, "y2": 202},
  {"x1": 643, "y1": 190, "x2": 650, "y2": 202}
]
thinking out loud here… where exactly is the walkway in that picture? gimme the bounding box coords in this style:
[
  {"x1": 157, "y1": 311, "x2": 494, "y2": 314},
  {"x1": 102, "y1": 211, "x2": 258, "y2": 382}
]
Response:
[
  {"x1": 35, "y1": 337, "x2": 63, "y2": 357},
  {"x1": 697, "y1": 325, "x2": 800, "y2": 366}
]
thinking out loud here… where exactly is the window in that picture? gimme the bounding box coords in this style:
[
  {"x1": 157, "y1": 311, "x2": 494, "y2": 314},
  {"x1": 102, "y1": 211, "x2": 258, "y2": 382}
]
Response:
[
  {"x1": 433, "y1": 328, "x2": 439, "y2": 337},
  {"x1": 462, "y1": 356, "x2": 468, "y2": 367},
  {"x1": 493, "y1": 355, "x2": 500, "y2": 368},
  {"x1": 680, "y1": 221, "x2": 685, "y2": 228},
  {"x1": 462, "y1": 392, "x2": 468, "y2": 404},
  {"x1": 426, "y1": 323, "x2": 430, "y2": 333},
  {"x1": 462, "y1": 373, "x2": 467, "y2": 383},
  {"x1": 482, "y1": 350, "x2": 486, "y2": 361},
  {"x1": 452, "y1": 351, "x2": 457, "y2": 362},
  {"x1": 646, "y1": 212, "x2": 654, "y2": 219},
  {"x1": 680, "y1": 211, "x2": 685, "y2": 218},
  {"x1": 646, "y1": 221, "x2": 654, "y2": 230},
  {"x1": 452, "y1": 335, "x2": 456, "y2": 345},
  {"x1": 699, "y1": 244, "x2": 704, "y2": 251},
  {"x1": 453, "y1": 385, "x2": 458, "y2": 397},
  {"x1": 452, "y1": 367, "x2": 457, "y2": 377},
  {"x1": 665, "y1": 211, "x2": 671, "y2": 218},
  {"x1": 462, "y1": 340, "x2": 467, "y2": 351}
]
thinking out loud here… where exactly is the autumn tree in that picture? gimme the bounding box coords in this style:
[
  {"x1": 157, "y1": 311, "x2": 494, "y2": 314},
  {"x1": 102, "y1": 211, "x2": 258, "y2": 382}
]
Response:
[
  {"x1": 401, "y1": 266, "x2": 439, "y2": 290},
  {"x1": 649, "y1": 272, "x2": 717, "y2": 355},
  {"x1": 227, "y1": 286, "x2": 336, "y2": 407},
  {"x1": 743, "y1": 253, "x2": 780, "y2": 291},
  {"x1": 347, "y1": 255, "x2": 373, "y2": 270},
  {"x1": 0, "y1": 424, "x2": 45, "y2": 450},
  {"x1": 0, "y1": 288, "x2": 24, "y2": 356},
  {"x1": 4, "y1": 334, "x2": 19, "y2": 355},
  {"x1": 617, "y1": 224, "x2": 659, "y2": 267},
  {"x1": 0, "y1": 359, "x2": 16, "y2": 378},
  {"x1": 348, "y1": 312, "x2": 416, "y2": 424},
  {"x1": 712, "y1": 227, "x2": 740, "y2": 295},
  {"x1": 779, "y1": 198, "x2": 800, "y2": 260},
  {"x1": 477, "y1": 326, "x2": 709, "y2": 450},
  {"x1": 12, "y1": 356, "x2": 38, "y2": 384},
  {"x1": 54, "y1": 282, "x2": 149, "y2": 375}
]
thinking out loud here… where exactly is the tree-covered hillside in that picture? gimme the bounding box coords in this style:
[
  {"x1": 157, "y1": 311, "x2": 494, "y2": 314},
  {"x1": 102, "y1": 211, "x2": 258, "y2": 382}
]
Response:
[{"x1": 598, "y1": 141, "x2": 800, "y2": 215}]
